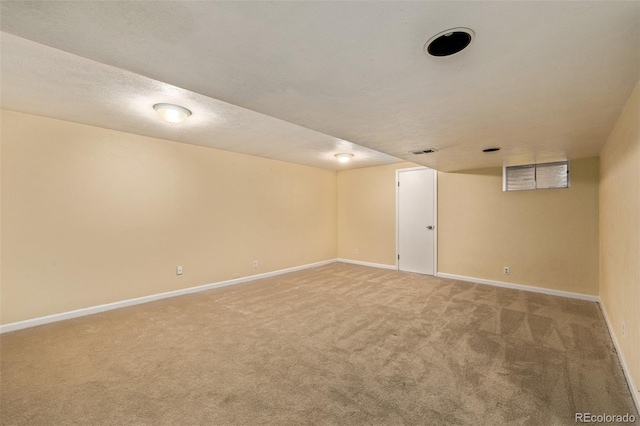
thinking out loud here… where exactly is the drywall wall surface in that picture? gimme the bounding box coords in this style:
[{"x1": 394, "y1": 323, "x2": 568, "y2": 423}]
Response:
[
  {"x1": 1, "y1": 110, "x2": 337, "y2": 324},
  {"x1": 438, "y1": 157, "x2": 600, "y2": 295},
  {"x1": 337, "y1": 162, "x2": 417, "y2": 266},
  {"x1": 0, "y1": 115, "x2": 3, "y2": 322},
  {"x1": 599, "y1": 82, "x2": 640, "y2": 395}
]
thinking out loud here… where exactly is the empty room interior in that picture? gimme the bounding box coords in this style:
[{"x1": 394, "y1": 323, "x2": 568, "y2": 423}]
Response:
[{"x1": 1, "y1": 2, "x2": 639, "y2": 425}]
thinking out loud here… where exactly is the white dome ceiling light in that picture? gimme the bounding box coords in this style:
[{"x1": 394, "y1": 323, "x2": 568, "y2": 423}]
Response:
[
  {"x1": 153, "y1": 103, "x2": 192, "y2": 123},
  {"x1": 335, "y1": 153, "x2": 354, "y2": 163}
]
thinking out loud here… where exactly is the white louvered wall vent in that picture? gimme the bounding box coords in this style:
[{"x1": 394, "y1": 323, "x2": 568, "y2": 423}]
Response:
[{"x1": 503, "y1": 161, "x2": 569, "y2": 191}]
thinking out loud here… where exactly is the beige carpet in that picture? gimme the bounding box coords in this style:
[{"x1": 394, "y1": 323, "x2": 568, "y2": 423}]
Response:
[{"x1": 1, "y1": 263, "x2": 637, "y2": 425}]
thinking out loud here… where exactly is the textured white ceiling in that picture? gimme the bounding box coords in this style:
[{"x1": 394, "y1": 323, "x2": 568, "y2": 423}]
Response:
[
  {"x1": 0, "y1": 34, "x2": 399, "y2": 170},
  {"x1": 1, "y1": 1, "x2": 639, "y2": 171}
]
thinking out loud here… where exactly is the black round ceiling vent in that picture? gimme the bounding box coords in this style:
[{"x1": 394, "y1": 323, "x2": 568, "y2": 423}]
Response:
[{"x1": 425, "y1": 28, "x2": 475, "y2": 57}]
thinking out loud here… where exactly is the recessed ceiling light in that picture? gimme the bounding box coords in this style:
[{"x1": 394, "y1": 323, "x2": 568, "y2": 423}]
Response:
[
  {"x1": 425, "y1": 28, "x2": 475, "y2": 57},
  {"x1": 482, "y1": 147, "x2": 501, "y2": 153},
  {"x1": 153, "y1": 103, "x2": 192, "y2": 123},
  {"x1": 335, "y1": 153, "x2": 354, "y2": 163}
]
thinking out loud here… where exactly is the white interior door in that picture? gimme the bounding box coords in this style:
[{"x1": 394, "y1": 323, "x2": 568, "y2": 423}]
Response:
[{"x1": 397, "y1": 168, "x2": 436, "y2": 275}]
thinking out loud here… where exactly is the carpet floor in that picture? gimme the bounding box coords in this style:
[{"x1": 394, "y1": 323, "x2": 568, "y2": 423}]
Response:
[{"x1": 1, "y1": 263, "x2": 637, "y2": 425}]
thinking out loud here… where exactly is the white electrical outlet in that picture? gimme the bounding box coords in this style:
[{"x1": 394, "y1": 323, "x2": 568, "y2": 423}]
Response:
[
  {"x1": 253, "y1": 260, "x2": 258, "y2": 268},
  {"x1": 355, "y1": 249, "x2": 359, "y2": 255},
  {"x1": 503, "y1": 266, "x2": 510, "y2": 275},
  {"x1": 176, "y1": 265, "x2": 183, "y2": 275},
  {"x1": 622, "y1": 322, "x2": 626, "y2": 338}
]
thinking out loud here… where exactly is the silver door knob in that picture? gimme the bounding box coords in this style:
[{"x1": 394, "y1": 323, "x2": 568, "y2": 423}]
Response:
[{"x1": 426, "y1": 226, "x2": 433, "y2": 230}]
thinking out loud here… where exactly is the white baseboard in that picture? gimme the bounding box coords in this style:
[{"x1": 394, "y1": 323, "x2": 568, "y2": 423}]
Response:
[
  {"x1": 0, "y1": 259, "x2": 338, "y2": 334},
  {"x1": 436, "y1": 272, "x2": 600, "y2": 302},
  {"x1": 337, "y1": 258, "x2": 397, "y2": 270},
  {"x1": 599, "y1": 301, "x2": 640, "y2": 412}
]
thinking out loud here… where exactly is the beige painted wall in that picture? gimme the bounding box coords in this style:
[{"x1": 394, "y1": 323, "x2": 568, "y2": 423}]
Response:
[
  {"x1": 599, "y1": 82, "x2": 639, "y2": 394},
  {"x1": 337, "y1": 162, "x2": 417, "y2": 266},
  {"x1": 337, "y1": 158, "x2": 600, "y2": 296},
  {"x1": 1, "y1": 110, "x2": 337, "y2": 324},
  {"x1": 438, "y1": 158, "x2": 599, "y2": 295},
  {"x1": 0, "y1": 114, "x2": 3, "y2": 321},
  {"x1": 338, "y1": 158, "x2": 598, "y2": 295}
]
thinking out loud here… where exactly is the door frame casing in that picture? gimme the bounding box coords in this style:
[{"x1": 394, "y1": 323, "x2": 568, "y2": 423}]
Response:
[{"x1": 395, "y1": 166, "x2": 438, "y2": 274}]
